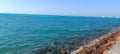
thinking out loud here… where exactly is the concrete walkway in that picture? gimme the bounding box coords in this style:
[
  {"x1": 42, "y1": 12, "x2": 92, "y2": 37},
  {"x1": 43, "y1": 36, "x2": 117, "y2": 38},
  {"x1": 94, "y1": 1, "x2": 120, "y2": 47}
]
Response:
[{"x1": 108, "y1": 40, "x2": 120, "y2": 54}]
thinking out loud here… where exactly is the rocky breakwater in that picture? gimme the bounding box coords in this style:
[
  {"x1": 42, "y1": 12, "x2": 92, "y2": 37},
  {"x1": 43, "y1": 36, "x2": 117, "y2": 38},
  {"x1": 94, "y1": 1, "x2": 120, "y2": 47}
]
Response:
[{"x1": 72, "y1": 29, "x2": 120, "y2": 54}]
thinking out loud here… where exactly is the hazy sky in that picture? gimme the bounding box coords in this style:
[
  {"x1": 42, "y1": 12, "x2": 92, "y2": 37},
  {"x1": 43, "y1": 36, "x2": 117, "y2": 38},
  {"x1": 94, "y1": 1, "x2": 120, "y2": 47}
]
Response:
[{"x1": 0, "y1": 0, "x2": 120, "y2": 16}]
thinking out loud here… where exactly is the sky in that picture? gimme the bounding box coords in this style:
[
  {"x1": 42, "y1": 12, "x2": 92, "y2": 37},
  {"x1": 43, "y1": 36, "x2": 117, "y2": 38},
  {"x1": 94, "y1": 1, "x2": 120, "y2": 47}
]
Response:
[{"x1": 0, "y1": 0, "x2": 120, "y2": 16}]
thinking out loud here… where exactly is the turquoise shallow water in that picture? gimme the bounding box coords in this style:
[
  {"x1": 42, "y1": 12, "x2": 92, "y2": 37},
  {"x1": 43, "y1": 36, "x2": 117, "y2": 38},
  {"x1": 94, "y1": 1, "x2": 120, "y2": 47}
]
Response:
[{"x1": 0, "y1": 14, "x2": 120, "y2": 54}]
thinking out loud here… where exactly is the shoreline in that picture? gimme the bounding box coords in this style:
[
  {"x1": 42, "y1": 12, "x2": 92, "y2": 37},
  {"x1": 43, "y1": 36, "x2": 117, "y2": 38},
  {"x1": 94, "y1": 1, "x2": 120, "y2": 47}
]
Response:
[
  {"x1": 33, "y1": 29, "x2": 112, "y2": 54},
  {"x1": 71, "y1": 29, "x2": 120, "y2": 54}
]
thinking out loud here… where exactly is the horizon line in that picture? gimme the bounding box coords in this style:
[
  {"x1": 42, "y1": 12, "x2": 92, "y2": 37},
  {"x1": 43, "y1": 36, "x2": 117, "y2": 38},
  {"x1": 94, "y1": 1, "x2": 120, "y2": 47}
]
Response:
[{"x1": 0, "y1": 13, "x2": 119, "y2": 18}]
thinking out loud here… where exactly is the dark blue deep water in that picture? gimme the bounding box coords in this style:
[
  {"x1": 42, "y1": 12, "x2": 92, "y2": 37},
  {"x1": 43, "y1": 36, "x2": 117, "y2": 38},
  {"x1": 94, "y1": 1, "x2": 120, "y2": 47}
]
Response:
[{"x1": 0, "y1": 14, "x2": 120, "y2": 54}]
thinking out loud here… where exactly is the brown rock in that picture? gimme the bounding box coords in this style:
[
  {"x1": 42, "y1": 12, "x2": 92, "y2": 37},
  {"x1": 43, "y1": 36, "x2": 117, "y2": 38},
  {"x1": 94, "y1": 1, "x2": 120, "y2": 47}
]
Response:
[{"x1": 72, "y1": 29, "x2": 120, "y2": 54}]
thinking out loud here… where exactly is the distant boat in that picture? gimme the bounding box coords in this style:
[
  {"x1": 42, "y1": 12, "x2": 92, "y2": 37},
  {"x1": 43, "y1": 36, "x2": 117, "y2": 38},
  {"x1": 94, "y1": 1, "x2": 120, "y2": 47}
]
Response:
[
  {"x1": 116, "y1": 16, "x2": 119, "y2": 18},
  {"x1": 102, "y1": 16, "x2": 105, "y2": 18}
]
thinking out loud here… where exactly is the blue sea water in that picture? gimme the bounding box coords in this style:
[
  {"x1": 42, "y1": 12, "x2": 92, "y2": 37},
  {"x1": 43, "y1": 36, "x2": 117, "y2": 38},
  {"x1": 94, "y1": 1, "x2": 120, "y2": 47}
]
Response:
[{"x1": 0, "y1": 14, "x2": 120, "y2": 54}]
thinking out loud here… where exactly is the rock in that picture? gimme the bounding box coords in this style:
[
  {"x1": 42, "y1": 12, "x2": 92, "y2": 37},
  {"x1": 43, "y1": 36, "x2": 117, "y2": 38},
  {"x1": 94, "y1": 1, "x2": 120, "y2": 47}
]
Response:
[{"x1": 72, "y1": 29, "x2": 120, "y2": 54}]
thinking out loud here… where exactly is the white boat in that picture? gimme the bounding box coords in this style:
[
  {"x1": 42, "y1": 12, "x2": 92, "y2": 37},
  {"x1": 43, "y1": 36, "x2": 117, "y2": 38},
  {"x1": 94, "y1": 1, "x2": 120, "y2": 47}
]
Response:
[{"x1": 116, "y1": 16, "x2": 119, "y2": 18}]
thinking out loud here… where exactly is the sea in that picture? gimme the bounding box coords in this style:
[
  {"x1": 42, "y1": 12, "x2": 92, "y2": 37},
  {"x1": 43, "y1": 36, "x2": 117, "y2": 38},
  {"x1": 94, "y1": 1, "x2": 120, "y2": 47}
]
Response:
[{"x1": 0, "y1": 13, "x2": 120, "y2": 54}]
